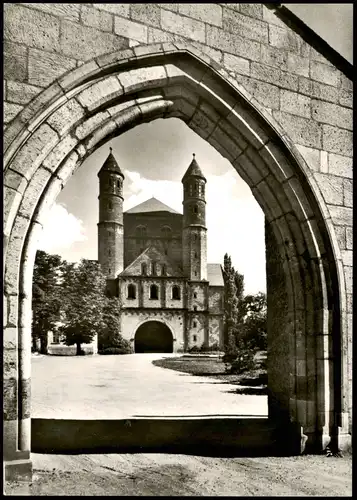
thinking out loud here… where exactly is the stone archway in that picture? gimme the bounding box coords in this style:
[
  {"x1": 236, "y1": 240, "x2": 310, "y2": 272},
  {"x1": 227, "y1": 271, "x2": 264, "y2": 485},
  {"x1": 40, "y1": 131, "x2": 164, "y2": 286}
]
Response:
[
  {"x1": 134, "y1": 321, "x2": 173, "y2": 354},
  {"x1": 3, "y1": 43, "x2": 350, "y2": 479}
]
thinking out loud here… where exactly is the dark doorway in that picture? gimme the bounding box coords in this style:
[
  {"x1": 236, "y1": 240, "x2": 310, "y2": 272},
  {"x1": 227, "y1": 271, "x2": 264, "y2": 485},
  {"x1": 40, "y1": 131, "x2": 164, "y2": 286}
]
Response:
[{"x1": 135, "y1": 321, "x2": 173, "y2": 353}]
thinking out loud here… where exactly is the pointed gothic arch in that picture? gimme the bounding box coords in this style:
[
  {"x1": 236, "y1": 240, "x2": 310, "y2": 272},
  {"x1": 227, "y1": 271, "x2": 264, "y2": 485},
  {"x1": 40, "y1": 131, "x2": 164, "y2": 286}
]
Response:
[{"x1": 3, "y1": 43, "x2": 350, "y2": 475}]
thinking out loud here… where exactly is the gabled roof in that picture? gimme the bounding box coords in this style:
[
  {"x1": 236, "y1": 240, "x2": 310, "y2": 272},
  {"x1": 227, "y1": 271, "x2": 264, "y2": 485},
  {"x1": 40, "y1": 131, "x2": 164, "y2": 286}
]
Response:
[
  {"x1": 98, "y1": 148, "x2": 124, "y2": 177},
  {"x1": 119, "y1": 245, "x2": 183, "y2": 277},
  {"x1": 181, "y1": 153, "x2": 206, "y2": 183},
  {"x1": 207, "y1": 263, "x2": 224, "y2": 287},
  {"x1": 124, "y1": 197, "x2": 181, "y2": 215}
]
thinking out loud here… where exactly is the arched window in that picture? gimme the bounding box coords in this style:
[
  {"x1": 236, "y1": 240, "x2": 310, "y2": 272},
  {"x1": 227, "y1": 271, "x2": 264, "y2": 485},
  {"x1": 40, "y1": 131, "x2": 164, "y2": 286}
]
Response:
[
  {"x1": 150, "y1": 284, "x2": 159, "y2": 300},
  {"x1": 194, "y1": 251, "x2": 198, "y2": 258},
  {"x1": 172, "y1": 285, "x2": 181, "y2": 300},
  {"x1": 191, "y1": 204, "x2": 198, "y2": 214},
  {"x1": 108, "y1": 201, "x2": 113, "y2": 210},
  {"x1": 189, "y1": 184, "x2": 193, "y2": 196},
  {"x1": 162, "y1": 264, "x2": 167, "y2": 276},
  {"x1": 193, "y1": 334, "x2": 197, "y2": 342},
  {"x1": 193, "y1": 306, "x2": 197, "y2": 311},
  {"x1": 161, "y1": 225, "x2": 172, "y2": 239},
  {"x1": 136, "y1": 225, "x2": 147, "y2": 237},
  {"x1": 117, "y1": 180, "x2": 121, "y2": 188},
  {"x1": 193, "y1": 320, "x2": 197, "y2": 328},
  {"x1": 127, "y1": 284, "x2": 136, "y2": 299},
  {"x1": 141, "y1": 263, "x2": 147, "y2": 275},
  {"x1": 193, "y1": 234, "x2": 197, "y2": 242},
  {"x1": 193, "y1": 292, "x2": 197, "y2": 299}
]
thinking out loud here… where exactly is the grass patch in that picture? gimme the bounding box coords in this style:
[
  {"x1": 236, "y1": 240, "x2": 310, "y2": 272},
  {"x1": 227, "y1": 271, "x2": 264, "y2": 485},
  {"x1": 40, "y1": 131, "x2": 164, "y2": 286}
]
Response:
[{"x1": 153, "y1": 354, "x2": 267, "y2": 394}]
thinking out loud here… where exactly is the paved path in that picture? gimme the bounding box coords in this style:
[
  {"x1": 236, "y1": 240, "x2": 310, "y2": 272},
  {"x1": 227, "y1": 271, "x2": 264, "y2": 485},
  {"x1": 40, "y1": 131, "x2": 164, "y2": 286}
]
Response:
[{"x1": 31, "y1": 353, "x2": 267, "y2": 419}]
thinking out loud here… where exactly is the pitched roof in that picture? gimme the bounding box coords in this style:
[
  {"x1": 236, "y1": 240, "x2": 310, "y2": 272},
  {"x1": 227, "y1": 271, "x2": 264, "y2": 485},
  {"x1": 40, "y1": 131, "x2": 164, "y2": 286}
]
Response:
[
  {"x1": 98, "y1": 148, "x2": 124, "y2": 177},
  {"x1": 124, "y1": 197, "x2": 181, "y2": 215},
  {"x1": 119, "y1": 245, "x2": 183, "y2": 277},
  {"x1": 207, "y1": 263, "x2": 224, "y2": 287},
  {"x1": 181, "y1": 153, "x2": 206, "y2": 183}
]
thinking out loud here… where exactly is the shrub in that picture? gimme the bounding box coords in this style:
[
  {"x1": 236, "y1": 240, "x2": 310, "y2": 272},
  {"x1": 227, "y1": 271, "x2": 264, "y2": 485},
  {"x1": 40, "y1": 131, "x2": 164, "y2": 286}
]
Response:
[
  {"x1": 229, "y1": 350, "x2": 256, "y2": 374},
  {"x1": 99, "y1": 346, "x2": 132, "y2": 355}
]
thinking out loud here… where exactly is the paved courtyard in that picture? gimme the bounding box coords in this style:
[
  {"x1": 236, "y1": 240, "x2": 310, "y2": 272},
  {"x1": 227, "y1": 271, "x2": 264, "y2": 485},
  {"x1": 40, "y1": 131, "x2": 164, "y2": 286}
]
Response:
[{"x1": 31, "y1": 353, "x2": 267, "y2": 419}]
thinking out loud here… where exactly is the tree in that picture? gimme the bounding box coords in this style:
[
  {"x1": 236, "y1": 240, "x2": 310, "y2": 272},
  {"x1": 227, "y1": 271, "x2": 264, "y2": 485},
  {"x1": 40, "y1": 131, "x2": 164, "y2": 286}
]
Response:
[
  {"x1": 32, "y1": 250, "x2": 65, "y2": 354},
  {"x1": 222, "y1": 253, "x2": 245, "y2": 349},
  {"x1": 59, "y1": 259, "x2": 107, "y2": 355},
  {"x1": 98, "y1": 295, "x2": 132, "y2": 354},
  {"x1": 241, "y1": 292, "x2": 267, "y2": 351}
]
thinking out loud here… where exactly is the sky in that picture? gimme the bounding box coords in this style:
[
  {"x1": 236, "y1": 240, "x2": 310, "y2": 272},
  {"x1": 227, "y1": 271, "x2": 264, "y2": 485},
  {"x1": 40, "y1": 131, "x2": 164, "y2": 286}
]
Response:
[{"x1": 37, "y1": 4, "x2": 352, "y2": 296}]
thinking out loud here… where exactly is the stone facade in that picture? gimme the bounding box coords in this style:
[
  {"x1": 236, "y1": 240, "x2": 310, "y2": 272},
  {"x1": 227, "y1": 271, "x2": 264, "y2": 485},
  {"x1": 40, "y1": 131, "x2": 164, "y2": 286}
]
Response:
[
  {"x1": 99, "y1": 153, "x2": 224, "y2": 353},
  {"x1": 3, "y1": 3, "x2": 352, "y2": 482}
]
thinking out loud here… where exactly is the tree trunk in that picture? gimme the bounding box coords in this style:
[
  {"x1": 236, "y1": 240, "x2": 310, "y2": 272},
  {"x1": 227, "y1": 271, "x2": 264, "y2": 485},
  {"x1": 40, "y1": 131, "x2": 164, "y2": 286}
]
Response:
[
  {"x1": 76, "y1": 342, "x2": 82, "y2": 355},
  {"x1": 40, "y1": 334, "x2": 48, "y2": 355}
]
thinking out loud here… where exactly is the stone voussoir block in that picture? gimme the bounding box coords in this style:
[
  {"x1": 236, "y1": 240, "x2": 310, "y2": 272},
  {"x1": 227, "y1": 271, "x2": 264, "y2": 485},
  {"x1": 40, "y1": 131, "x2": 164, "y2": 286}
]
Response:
[
  {"x1": 119, "y1": 66, "x2": 168, "y2": 94},
  {"x1": 4, "y1": 103, "x2": 23, "y2": 124},
  {"x1": 76, "y1": 76, "x2": 123, "y2": 113},
  {"x1": 58, "y1": 59, "x2": 101, "y2": 91},
  {"x1": 254, "y1": 180, "x2": 283, "y2": 220},
  {"x1": 54, "y1": 150, "x2": 80, "y2": 185},
  {"x1": 4, "y1": 4, "x2": 61, "y2": 52},
  {"x1": 260, "y1": 140, "x2": 294, "y2": 183},
  {"x1": 311, "y1": 100, "x2": 353, "y2": 131},
  {"x1": 4, "y1": 187, "x2": 24, "y2": 239},
  {"x1": 322, "y1": 125, "x2": 353, "y2": 157},
  {"x1": 75, "y1": 111, "x2": 111, "y2": 141},
  {"x1": 85, "y1": 119, "x2": 118, "y2": 153},
  {"x1": 161, "y1": 9, "x2": 205, "y2": 44},
  {"x1": 346, "y1": 227, "x2": 352, "y2": 250},
  {"x1": 295, "y1": 144, "x2": 320, "y2": 172},
  {"x1": 283, "y1": 176, "x2": 315, "y2": 222},
  {"x1": 9, "y1": 123, "x2": 59, "y2": 181},
  {"x1": 17, "y1": 167, "x2": 52, "y2": 221},
  {"x1": 4, "y1": 215, "x2": 32, "y2": 295},
  {"x1": 42, "y1": 134, "x2": 78, "y2": 173},
  {"x1": 30, "y1": 178, "x2": 63, "y2": 227},
  {"x1": 47, "y1": 98, "x2": 86, "y2": 137}
]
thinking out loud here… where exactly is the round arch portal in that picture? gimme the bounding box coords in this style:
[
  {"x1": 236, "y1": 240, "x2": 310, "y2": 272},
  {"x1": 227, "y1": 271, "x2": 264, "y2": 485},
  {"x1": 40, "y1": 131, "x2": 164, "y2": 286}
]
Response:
[
  {"x1": 134, "y1": 321, "x2": 173, "y2": 354},
  {"x1": 3, "y1": 42, "x2": 351, "y2": 477}
]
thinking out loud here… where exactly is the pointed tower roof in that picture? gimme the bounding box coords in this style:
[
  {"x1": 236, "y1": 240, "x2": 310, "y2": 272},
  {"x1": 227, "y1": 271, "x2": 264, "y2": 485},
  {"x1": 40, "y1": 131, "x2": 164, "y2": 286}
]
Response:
[
  {"x1": 181, "y1": 153, "x2": 206, "y2": 183},
  {"x1": 97, "y1": 147, "x2": 124, "y2": 177},
  {"x1": 125, "y1": 197, "x2": 180, "y2": 214}
]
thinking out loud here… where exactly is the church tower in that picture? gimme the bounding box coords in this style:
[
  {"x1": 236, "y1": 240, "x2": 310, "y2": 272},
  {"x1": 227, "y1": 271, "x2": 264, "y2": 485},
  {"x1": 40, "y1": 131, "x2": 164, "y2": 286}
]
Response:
[
  {"x1": 182, "y1": 154, "x2": 207, "y2": 281},
  {"x1": 97, "y1": 147, "x2": 124, "y2": 279}
]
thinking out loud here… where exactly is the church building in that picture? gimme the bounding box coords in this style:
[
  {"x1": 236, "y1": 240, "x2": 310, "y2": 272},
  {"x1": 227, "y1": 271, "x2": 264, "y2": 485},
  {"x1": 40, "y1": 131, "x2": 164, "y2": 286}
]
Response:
[{"x1": 97, "y1": 149, "x2": 224, "y2": 353}]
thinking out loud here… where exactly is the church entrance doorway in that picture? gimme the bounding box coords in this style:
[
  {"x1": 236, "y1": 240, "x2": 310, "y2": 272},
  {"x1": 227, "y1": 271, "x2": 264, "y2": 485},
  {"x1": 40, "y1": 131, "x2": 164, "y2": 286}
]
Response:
[{"x1": 134, "y1": 321, "x2": 173, "y2": 353}]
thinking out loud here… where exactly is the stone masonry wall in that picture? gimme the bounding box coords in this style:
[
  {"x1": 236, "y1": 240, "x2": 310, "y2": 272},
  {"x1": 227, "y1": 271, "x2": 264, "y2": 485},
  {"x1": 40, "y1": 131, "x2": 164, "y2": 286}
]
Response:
[
  {"x1": 4, "y1": 5, "x2": 352, "y2": 305},
  {"x1": 3, "y1": 3, "x2": 353, "y2": 433}
]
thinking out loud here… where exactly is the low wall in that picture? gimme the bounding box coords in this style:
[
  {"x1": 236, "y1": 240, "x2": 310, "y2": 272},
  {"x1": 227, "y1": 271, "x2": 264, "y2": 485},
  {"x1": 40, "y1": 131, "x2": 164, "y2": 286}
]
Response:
[
  {"x1": 31, "y1": 417, "x2": 305, "y2": 456},
  {"x1": 47, "y1": 344, "x2": 97, "y2": 356}
]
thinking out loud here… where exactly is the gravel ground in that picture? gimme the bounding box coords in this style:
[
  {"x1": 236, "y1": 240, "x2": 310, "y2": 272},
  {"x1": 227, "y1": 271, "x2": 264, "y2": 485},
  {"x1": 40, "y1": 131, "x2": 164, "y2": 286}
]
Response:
[{"x1": 6, "y1": 451, "x2": 352, "y2": 496}]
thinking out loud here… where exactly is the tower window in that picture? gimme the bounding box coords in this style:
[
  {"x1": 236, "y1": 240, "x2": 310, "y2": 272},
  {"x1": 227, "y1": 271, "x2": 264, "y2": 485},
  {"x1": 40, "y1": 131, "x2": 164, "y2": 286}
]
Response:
[
  {"x1": 194, "y1": 252, "x2": 198, "y2": 258},
  {"x1": 164, "y1": 249, "x2": 168, "y2": 255},
  {"x1": 193, "y1": 306, "x2": 197, "y2": 311},
  {"x1": 193, "y1": 321, "x2": 197, "y2": 328},
  {"x1": 136, "y1": 225, "x2": 147, "y2": 237},
  {"x1": 161, "y1": 225, "x2": 172, "y2": 238},
  {"x1": 172, "y1": 286, "x2": 181, "y2": 300},
  {"x1": 191, "y1": 204, "x2": 198, "y2": 215},
  {"x1": 162, "y1": 264, "x2": 167, "y2": 276},
  {"x1": 141, "y1": 263, "x2": 147, "y2": 275},
  {"x1": 127, "y1": 284, "x2": 136, "y2": 299},
  {"x1": 193, "y1": 335, "x2": 197, "y2": 342},
  {"x1": 108, "y1": 268, "x2": 111, "y2": 274},
  {"x1": 117, "y1": 180, "x2": 121, "y2": 188},
  {"x1": 108, "y1": 201, "x2": 113, "y2": 210},
  {"x1": 150, "y1": 284, "x2": 159, "y2": 300},
  {"x1": 189, "y1": 184, "x2": 193, "y2": 196},
  {"x1": 194, "y1": 271, "x2": 198, "y2": 276},
  {"x1": 193, "y1": 234, "x2": 197, "y2": 241},
  {"x1": 193, "y1": 292, "x2": 197, "y2": 299},
  {"x1": 108, "y1": 249, "x2": 111, "y2": 256}
]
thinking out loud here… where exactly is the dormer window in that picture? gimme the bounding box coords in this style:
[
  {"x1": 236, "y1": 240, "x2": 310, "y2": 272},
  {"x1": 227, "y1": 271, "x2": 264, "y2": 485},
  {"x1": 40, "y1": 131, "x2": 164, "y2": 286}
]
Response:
[
  {"x1": 141, "y1": 263, "x2": 147, "y2": 275},
  {"x1": 150, "y1": 284, "x2": 159, "y2": 300},
  {"x1": 151, "y1": 261, "x2": 157, "y2": 276}
]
